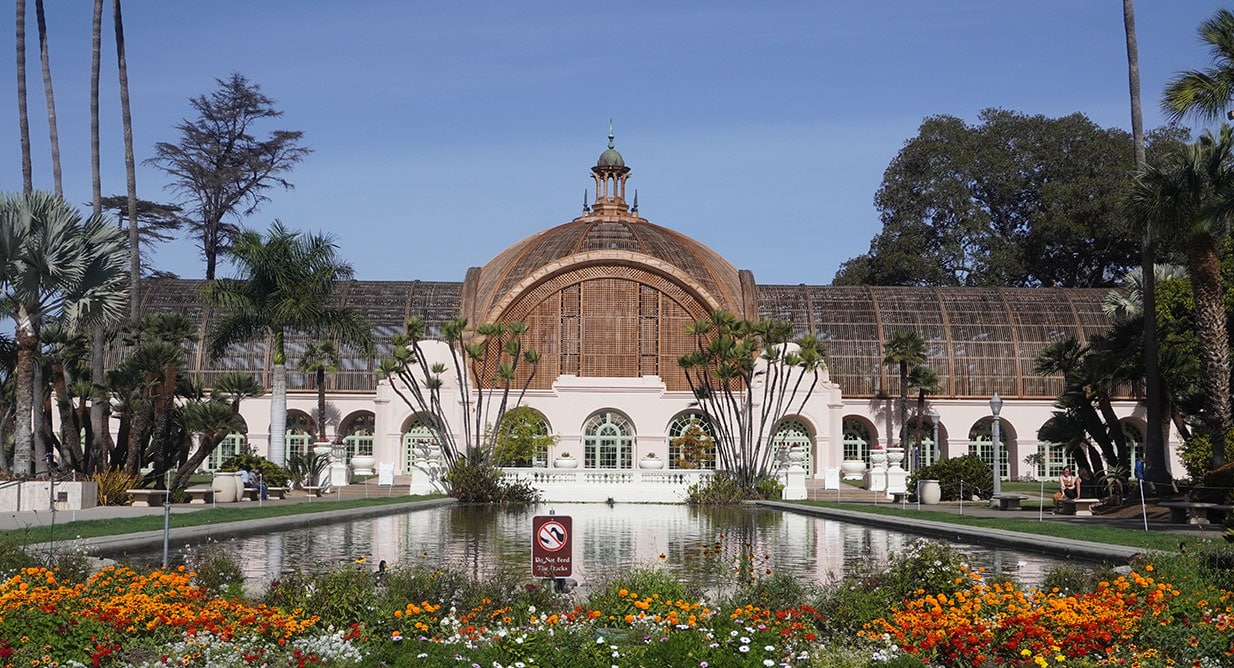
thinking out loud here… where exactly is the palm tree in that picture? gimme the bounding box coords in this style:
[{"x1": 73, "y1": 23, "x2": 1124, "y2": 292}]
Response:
[
  {"x1": 201, "y1": 221, "x2": 371, "y2": 466},
  {"x1": 0, "y1": 191, "x2": 129, "y2": 475},
  {"x1": 16, "y1": 0, "x2": 33, "y2": 193},
  {"x1": 297, "y1": 340, "x2": 339, "y2": 441},
  {"x1": 170, "y1": 397, "x2": 247, "y2": 494},
  {"x1": 1129, "y1": 128, "x2": 1234, "y2": 468},
  {"x1": 113, "y1": 0, "x2": 140, "y2": 318},
  {"x1": 34, "y1": 0, "x2": 61, "y2": 196},
  {"x1": 907, "y1": 364, "x2": 939, "y2": 465},
  {"x1": 1163, "y1": 8, "x2": 1234, "y2": 124},
  {"x1": 882, "y1": 330, "x2": 927, "y2": 449}
]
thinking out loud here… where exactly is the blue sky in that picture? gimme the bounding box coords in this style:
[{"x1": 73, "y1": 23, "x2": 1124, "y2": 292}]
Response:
[{"x1": 3, "y1": 2, "x2": 1230, "y2": 284}]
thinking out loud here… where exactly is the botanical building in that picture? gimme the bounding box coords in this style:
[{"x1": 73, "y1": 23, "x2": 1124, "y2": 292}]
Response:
[{"x1": 136, "y1": 134, "x2": 1173, "y2": 493}]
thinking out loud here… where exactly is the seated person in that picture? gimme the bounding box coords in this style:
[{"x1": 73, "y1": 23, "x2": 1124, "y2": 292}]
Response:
[
  {"x1": 1053, "y1": 466, "x2": 1079, "y2": 512},
  {"x1": 238, "y1": 465, "x2": 268, "y2": 500}
]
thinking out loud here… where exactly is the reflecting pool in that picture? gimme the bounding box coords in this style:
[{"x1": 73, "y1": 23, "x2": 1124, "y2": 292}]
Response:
[{"x1": 167, "y1": 503, "x2": 1085, "y2": 591}]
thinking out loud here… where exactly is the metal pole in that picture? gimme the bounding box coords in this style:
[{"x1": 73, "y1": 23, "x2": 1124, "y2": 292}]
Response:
[
  {"x1": 162, "y1": 470, "x2": 172, "y2": 569},
  {"x1": 1039, "y1": 479, "x2": 1045, "y2": 522}
]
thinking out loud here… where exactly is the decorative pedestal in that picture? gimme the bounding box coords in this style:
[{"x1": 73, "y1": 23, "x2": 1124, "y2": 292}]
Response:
[
  {"x1": 408, "y1": 460, "x2": 446, "y2": 495},
  {"x1": 782, "y1": 446, "x2": 808, "y2": 500},
  {"x1": 885, "y1": 447, "x2": 908, "y2": 498},
  {"x1": 328, "y1": 462, "x2": 350, "y2": 488},
  {"x1": 864, "y1": 449, "x2": 888, "y2": 492}
]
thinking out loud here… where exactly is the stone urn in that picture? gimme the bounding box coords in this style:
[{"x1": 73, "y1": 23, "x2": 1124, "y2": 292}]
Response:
[
  {"x1": 554, "y1": 456, "x2": 578, "y2": 469},
  {"x1": 886, "y1": 447, "x2": 905, "y2": 469},
  {"x1": 869, "y1": 448, "x2": 888, "y2": 468},
  {"x1": 213, "y1": 471, "x2": 238, "y2": 503},
  {"x1": 918, "y1": 479, "x2": 942, "y2": 505},
  {"x1": 840, "y1": 460, "x2": 866, "y2": 480},
  {"x1": 639, "y1": 456, "x2": 664, "y2": 470},
  {"x1": 350, "y1": 455, "x2": 376, "y2": 477}
]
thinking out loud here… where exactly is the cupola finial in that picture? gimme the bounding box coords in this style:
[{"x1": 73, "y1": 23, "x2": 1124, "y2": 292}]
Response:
[{"x1": 608, "y1": 118, "x2": 615, "y2": 150}]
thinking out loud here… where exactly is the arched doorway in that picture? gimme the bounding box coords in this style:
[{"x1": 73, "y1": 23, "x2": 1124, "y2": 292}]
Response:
[
  {"x1": 285, "y1": 410, "x2": 315, "y2": 463},
  {"x1": 667, "y1": 411, "x2": 716, "y2": 470},
  {"x1": 771, "y1": 417, "x2": 813, "y2": 475},
  {"x1": 402, "y1": 414, "x2": 444, "y2": 475},
  {"x1": 338, "y1": 411, "x2": 375, "y2": 465},
  {"x1": 583, "y1": 411, "x2": 635, "y2": 469}
]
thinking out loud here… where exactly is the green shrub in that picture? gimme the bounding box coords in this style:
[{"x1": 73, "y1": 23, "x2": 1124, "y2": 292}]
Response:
[
  {"x1": 183, "y1": 539, "x2": 245, "y2": 597},
  {"x1": 445, "y1": 458, "x2": 539, "y2": 503},
  {"x1": 263, "y1": 562, "x2": 379, "y2": 627},
  {"x1": 909, "y1": 454, "x2": 993, "y2": 501},
  {"x1": 717, "y1": 571, "x2": 816, "y2": 612},
  {"x1": 90, "y1": 469, "x2": 141, "y2": 506},
  {"x1": 219, "y1": 453, "x2": 292, "y2": 487},
  {"x1": 883, "y1": 539, "x2": 970, "y2": 601},
  {"x1": 286, "y1": 450, "x2": 328, "y2": 489},
  {"x1": 585, "y1": 567, "x2": 697, "y2": 616},
  {"x1": 686, "y1": 472, "x2": 783, "y2": 504},
  {"x1": 1039, "y1": 562, "x2": 1098, "y2": 595}
]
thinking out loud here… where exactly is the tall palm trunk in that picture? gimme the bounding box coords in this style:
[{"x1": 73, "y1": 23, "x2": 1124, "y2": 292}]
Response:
[
  {"x1": 114, "y1": 0, "x2": 139, "y2": 319},
  {"x1": 316, "y1": 366, "x2": 327, "y2": 440},
  {"x1": 269, "y1": 331, "x2": 288, "y2": 466},
  {"x1": 16, "y1": 0, "x2": 33, "y2": 194},
  {"x1": 1124, "y1": 0, "x2": 1169, "y2": 483},
  {"x1": 13, "y1": 314, "x2": 37, "y2": 476},
  {"x1": 89, "y1": 0, "x2": 112, "y2": 471},
  {"x1": 35, "y1": 0, "x2": 61, "y2": 196},
  {"x1": 1190, "y1": 236, "x2": 1230, "y2": 467}
]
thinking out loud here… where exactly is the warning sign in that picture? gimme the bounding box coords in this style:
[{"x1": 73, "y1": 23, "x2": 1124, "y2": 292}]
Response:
[{"x1": 531, "y1": 514, "x2": 572, "y2": 577}]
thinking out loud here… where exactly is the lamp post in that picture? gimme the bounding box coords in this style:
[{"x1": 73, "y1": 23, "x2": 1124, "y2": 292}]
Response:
[
  {"x1": 929, "y1": 408, "x2": 941, "y2": 468},
  {"x1": 989, "y1": 393, "x2": 1003, "y2": 497}
]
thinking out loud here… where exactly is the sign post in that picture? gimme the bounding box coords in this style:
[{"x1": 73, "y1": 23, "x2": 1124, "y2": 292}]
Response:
[{"x1": 531, "y1": 514, "x2": 572, "y2": 578}]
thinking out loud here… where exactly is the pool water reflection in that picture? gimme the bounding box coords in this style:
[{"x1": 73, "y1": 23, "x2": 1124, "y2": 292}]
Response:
[{"x1": 179, "y1": 503, "x2": 1084, "y2": 591}]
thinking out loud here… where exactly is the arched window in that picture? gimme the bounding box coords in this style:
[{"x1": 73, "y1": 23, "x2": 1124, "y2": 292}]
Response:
[
  {"x1": 402, "y1": 414, "x2": 444, "y2": 474},
  {"x1": 968, "y1": 418, "x2": 1009, "y2": 481},
  {"x1": 668, "y1": 412, "x2": 716, "y2": 470},
  {"x1": 206, "y1": 432, "x2": 248, "y2": 471},
  {"x1": 1121, "y1": 422, "x2": 1143, "y2": 467},
  {"x1": 339, "y1": 412, "x2": 375, "y2": 464},
  {"x1": 584, "y1": 411, "x2": 634, "y2": 469},
  {"x1": 285, "y1": 411, "x2": 315, "y2": 463},
  {"x1": 772, "y1": 418, "x2": 813, "y2": 474},
  {"x1": 842, "y1": 418, "x2": 871, "y2": 462}
]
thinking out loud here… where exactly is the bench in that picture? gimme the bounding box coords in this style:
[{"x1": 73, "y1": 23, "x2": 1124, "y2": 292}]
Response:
[
  {"x1": 1059, "y1": 497, "x2": 1100, "y2": 516},
  {"x1": 127, "y1": 489, "x2": 167, "y2": 507},
  {"x1": 992, "y1": 493, "x2": 1029, "y2": 511},
  {"x1": 267, "y1": 486, "x2": 290, "y2": 500},
  {"x1": 890, "y1": 491, "x2": 909, "y2": 503},
  {"x1": 184, "y1": 486, "x2": 214, "y2": 504},
  {"x1": 1160, "y1": 501, "x2": 1234, "y2": 525},
  {"x1": 301, "y1": 485, "x2": 326, "y2": 497}
]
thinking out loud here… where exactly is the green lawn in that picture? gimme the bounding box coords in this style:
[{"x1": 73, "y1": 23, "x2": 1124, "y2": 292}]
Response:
[
  {"x1": 3, "y1": 494, "x2": 446, "y2": 545},
  {"x1": 789, "y1": 500, "x2": 1188, "y2": 552}
]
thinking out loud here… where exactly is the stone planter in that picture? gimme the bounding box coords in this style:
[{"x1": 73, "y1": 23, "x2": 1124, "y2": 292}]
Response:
[
  {"x1": 918, "y1": 479, "x2": 942, "y2": 505},
  {"x1": 840, "y1": 460, "x2": 866, "y2": 480},
  {"x1": 350, "y1": 455, "x2": 376, "y2": 476},
  {"x1": 213, "y1": 472, "x2": 238, "y2": 503},
  {"x1": 554, "y1": 457, "x2": 578, "y2": 469},
  {"x1": 639, "y1": 458, "x2": 664, "y2": 470}
]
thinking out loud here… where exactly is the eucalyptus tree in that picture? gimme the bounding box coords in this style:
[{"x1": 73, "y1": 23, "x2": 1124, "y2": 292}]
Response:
[
  {"x1": 677, "y1": 311, "x2": 825, "y2": 490},
  {"x1": 0, "y1": 191, "x2": 128, "y2": 475},
  {"x1": 882, "y1": 330, "x2": 928, "y2": 449},
  {"x1": 1163, "y1": 8, "x2": 1234, "y2": 124},
  {"x1": 201, "y1": 222, "x2": 370, "y2": 466},
  {"x1": 1129, "y1": 128, "x2": 1234, "y2": 468},
  {"x1": 148, "y1": 74, "x2": 311, "y2": 279},
  {"x1": 379, "y1": 316, "x2": 539, "y2": 472},
  {"x1": 297, "y1": 340, "x2": 339, "y2": 441}
]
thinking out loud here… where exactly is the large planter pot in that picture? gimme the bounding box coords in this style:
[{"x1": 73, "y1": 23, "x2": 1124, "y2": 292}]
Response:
[
  {"x1": 840, "y1": 460, "x2": 866, "y2": 480},
  {"x1": 554, "y1": 458, "x2": 578, "y2": 469},
  {"x1": 918, "y1": 479, "x2": 942, "y2": 505},
  {"x1": 232, "y1": 473, "x2": 248, "y2": 501},
  {"x1": 213, "y1": 472, "x2": 238, "y2": 503},
  {"x1": 350, "y1": 455, "x2": 376, "y2": 476},
  {"x1": 639, "y1": 458, "x2": 664, "y2": 470}
]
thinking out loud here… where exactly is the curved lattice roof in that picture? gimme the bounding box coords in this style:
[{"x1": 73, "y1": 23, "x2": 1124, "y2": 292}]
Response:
[
  {"x1": 470, "y1": 215, "x2": 746, "y2": 321},
  {"x1": 135, "y1": 279, "x2": 1112, "y2": 401}
]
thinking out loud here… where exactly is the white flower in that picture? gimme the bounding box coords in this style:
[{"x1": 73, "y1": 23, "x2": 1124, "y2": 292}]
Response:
[{"x1": 739, "y1": 645, "x2": 750, "y2": 653}]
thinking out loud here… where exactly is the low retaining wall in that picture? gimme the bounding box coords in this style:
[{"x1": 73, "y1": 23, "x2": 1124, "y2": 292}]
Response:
[{"x1": 502, "y1": 468, "x2": 714, "y2": 502}]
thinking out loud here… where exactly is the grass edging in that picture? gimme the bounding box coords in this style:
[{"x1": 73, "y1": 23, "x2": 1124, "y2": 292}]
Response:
[
  {"x1": 8, "y1": 495, "x2": 452, "y2": 555},
  {"x1": 761, "y1": 499, "x2": 1186, "y2": 559}
]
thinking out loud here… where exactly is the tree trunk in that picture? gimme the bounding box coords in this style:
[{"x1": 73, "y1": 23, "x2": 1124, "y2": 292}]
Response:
[
  {"x1": 170, "y1": 433, "x2": 224, "y2": 494},
  {"x1": 13, "y1": 325, "x2": 37, "y2": 476},
  {"x1": 114, "y1": 0, "x2": 140, "y2": 319},
  {"x1": 16, "y1": 0, "x2": 33, "y2": 193},
  {"x1": 35, "y1": 0, "x2": 61, "y2": 196},
  {"x1": 316, "y1": 366, "x2": 326, "y2": 439},
  {"x1": 124, "y1": 399, "x2": 152, "y2": 475},
  {"x1": 269, "y1": 361, "x2": 288, "y2": 466},
  {"x1": 50, "y1": 360, "x2": 83, "y2": 470},
  {"x1": 32, "y1": 355, "x2": 48, "y2": 474},
  {"x1": 1189, "y1": 236, "x2": 1230, "y2": 467},
  {"x1": 89, "y1": 0, "x2": 101, "y2": 214}
]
